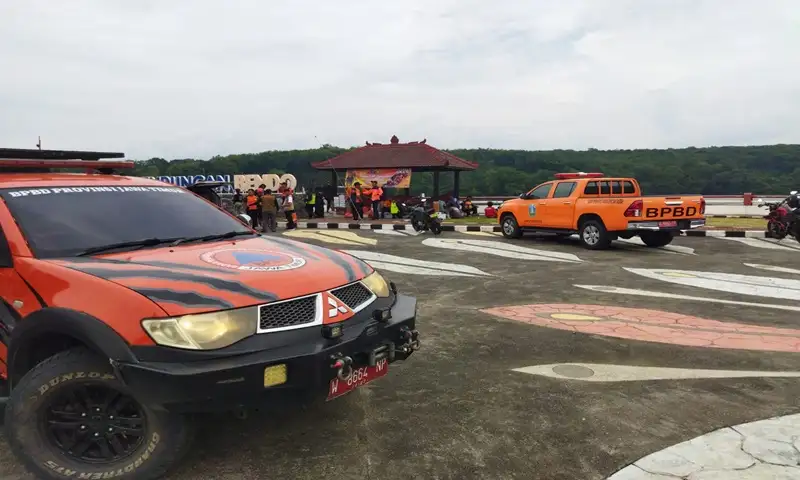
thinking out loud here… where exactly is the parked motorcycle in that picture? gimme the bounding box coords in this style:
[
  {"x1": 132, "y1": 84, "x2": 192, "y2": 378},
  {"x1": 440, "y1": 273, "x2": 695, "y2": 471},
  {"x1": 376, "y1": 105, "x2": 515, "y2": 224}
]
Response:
[
  {"x1": 409, "y1": 195, "x2": 444, "y2": 235},
  {"x1": 758, "y1": 190, "x2": 799, "y2": 240}
]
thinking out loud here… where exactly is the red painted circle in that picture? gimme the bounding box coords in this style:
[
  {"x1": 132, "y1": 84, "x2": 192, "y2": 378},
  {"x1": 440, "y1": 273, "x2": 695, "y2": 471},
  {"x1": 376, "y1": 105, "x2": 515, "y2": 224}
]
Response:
[{"x1": 481, "y1": 304, "x2": 800, "y2": 353}]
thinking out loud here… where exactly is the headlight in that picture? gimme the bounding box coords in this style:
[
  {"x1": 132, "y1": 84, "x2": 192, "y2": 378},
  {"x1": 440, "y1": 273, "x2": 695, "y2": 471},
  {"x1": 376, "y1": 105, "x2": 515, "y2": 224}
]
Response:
[
  {"x1": 361, "y1": 271, "x2": 390, "y2": 298},
  {"x1": 142, "y1": 307, "x2": 257, "y2": 350}
]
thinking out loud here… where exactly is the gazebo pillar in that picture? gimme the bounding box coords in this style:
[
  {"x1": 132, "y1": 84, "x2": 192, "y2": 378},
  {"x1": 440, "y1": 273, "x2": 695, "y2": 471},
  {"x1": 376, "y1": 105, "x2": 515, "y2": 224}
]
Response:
[
  {"x1": 432, "y1": 171, "x2": 440, "y2": 199},
  {"x1": 330, "y1": 170, "x2": 337, "y2": 187},
  {"x1": 453, "y1": 171, "x2": 460, "y2": 199}
]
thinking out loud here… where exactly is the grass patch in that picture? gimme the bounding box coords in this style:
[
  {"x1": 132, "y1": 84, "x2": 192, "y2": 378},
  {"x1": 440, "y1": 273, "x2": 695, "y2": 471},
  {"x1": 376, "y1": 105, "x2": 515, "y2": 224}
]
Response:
[
  {"x1": 443, "y1": 215, "x2": 766, "y2": 230},
  {"x1": 705, "y1": 217, "x2": 765, "y2": 229}
]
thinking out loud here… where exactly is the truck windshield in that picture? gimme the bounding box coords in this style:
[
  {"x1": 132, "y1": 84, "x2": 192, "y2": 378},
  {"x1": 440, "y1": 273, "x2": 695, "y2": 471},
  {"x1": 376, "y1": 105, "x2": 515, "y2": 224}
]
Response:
[{"x1": 0, "y1": 185, "x2": 253, "y2": 258}]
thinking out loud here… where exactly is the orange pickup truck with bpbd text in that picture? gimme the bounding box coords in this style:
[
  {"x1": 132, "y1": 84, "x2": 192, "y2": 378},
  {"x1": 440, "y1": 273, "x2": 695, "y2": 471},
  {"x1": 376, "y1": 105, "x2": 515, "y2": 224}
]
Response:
[{"x1": 496, "y1": 172, "x2": 706, "y2": 249}]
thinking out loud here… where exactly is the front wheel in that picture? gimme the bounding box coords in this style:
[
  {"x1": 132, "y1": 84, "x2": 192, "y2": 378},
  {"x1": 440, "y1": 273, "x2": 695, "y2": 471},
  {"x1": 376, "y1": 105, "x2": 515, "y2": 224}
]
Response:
[
  {"x1": 500, "y1": 215, "x2": 522, "y2": 239},
  {"x1": 4, "y1": 347, "x2": 194, "y2": 480},
  {"x1": 430, "y1": 220, "x2": 443, "y2": 235}
]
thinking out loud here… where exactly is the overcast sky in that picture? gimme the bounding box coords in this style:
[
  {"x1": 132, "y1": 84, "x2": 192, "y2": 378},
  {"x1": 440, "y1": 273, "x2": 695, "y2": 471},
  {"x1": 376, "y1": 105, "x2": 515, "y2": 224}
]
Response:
[{"x1": 1, "y1": 0, "x2": 797, "y2": 159}]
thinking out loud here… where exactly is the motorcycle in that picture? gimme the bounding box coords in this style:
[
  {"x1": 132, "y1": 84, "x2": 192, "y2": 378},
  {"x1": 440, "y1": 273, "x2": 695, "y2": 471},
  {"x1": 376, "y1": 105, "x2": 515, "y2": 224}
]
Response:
[
  {"x1": 409, "y1": 195, "x2": 444, "y2": 235},
  {"x1": 758, "y1": 190, "x2": 799, "y2": 241}
]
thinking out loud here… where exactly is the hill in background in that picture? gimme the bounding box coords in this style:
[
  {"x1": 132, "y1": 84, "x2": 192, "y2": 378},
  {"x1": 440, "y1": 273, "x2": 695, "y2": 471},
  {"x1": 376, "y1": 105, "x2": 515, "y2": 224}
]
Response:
[{"x1": 131, "y1": 144, "x2": 800, "y2": 196}]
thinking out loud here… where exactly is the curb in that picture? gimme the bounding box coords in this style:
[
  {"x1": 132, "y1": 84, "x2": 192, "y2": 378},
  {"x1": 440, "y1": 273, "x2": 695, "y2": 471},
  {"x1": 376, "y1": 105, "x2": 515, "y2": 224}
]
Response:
[{"x1": 275, "y1": 222, "x2": 768, "y2": 237}]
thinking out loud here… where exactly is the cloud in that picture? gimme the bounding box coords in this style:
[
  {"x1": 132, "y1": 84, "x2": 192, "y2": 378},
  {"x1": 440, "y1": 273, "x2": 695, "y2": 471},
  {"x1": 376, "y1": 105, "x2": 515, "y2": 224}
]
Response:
[{"x1": 0, "y1": 0, "x2": 797, "y2": 159}]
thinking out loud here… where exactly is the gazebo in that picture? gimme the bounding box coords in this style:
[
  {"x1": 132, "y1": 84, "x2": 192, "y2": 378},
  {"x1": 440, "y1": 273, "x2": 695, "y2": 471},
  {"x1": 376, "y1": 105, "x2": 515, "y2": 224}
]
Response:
[{"x1": 310, "y1": 135, "x2": 478, "y2": 199}]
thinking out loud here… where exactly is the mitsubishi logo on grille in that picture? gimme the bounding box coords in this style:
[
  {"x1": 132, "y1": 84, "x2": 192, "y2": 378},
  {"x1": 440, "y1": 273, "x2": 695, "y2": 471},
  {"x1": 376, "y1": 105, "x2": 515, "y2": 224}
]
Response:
[{"x1": 328, "y1": 296, "x2": 348, "y2": 318}]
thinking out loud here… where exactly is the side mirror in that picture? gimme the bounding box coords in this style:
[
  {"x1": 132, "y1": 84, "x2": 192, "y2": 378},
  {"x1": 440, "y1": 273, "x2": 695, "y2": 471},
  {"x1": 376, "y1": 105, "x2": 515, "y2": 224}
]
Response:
[{"x1": 237, "y1": 213, "x2": 251, "y2": 226}]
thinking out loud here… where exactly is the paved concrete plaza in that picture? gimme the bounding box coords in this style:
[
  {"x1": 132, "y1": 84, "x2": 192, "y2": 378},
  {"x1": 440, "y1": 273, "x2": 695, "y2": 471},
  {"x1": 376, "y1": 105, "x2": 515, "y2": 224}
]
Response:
[{"x1": 2, "y1": 231, "x2": 799, "y2": 479}]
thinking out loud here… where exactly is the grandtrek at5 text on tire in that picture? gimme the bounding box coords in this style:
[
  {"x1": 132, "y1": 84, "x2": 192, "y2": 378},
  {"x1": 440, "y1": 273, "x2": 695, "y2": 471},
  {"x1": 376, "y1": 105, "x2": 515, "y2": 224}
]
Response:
[{"x1": 4, "y1": 347, "x2": 194, "y2": 480}]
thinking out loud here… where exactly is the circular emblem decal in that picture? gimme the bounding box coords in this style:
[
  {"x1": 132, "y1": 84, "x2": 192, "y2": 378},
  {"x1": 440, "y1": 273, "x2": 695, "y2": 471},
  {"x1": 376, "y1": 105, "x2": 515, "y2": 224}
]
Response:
[{"x1": 200, "y1": 249, "x2": 306, "y2": 272}]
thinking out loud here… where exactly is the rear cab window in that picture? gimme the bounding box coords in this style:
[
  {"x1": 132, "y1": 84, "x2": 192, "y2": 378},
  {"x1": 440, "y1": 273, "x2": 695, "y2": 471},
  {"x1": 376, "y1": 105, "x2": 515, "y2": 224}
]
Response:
[
  {"x1": 584, "y1": 179, "x2": 638, "y2": 196},
  {"x1": 0, "y1": 185, "x2": 253, "y2": 258}
]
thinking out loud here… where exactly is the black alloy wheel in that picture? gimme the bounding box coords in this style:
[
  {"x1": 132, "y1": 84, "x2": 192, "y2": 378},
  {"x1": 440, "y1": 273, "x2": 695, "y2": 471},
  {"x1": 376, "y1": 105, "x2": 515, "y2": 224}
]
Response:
[{"x1": 41, "y1": 384, "x2": 146, "y2": 464}]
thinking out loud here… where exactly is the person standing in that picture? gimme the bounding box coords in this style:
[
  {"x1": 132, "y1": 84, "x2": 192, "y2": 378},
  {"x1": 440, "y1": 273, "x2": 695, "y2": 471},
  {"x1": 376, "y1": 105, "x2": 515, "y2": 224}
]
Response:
[
  {"x1": 282, "y1": 188, "x2": 297, "y2": 229},
  {"x1": 314, "y1": 187, "x2": 325, "y2": 218},
  {"x1": 260, "y1": 189, "x2": 279, "y2": 232},
  {"x1": 324, "y1": 183, "x2": 336, "y2": 213},
  {"x1": 232, "y1": 189, "x2": 244, "y2": 215},
  {"x1": 245, "y1": 189, "x2": 260, "y2": 229},
  {"x1": 305, "y1": 189, "x2": 316, "y2": 218},
  {"x1": 350, "y1": 182, "x2": 364, "y2": 221},
  {"x1": 368, "y1": 180, "x2": 384, "y2": 220}
]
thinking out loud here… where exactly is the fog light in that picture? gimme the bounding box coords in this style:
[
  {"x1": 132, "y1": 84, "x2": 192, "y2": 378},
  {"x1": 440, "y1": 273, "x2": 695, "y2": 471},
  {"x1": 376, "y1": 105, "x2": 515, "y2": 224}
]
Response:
[
  {"x1": 373, "y1": 308, "x2": 392, "y2": 323},
  {"x1": 263, "y1": 364, "x2": 287, "y2": 387},
  {"x1": 322, "y1": 324, "x2": 344, "y2": 339}
]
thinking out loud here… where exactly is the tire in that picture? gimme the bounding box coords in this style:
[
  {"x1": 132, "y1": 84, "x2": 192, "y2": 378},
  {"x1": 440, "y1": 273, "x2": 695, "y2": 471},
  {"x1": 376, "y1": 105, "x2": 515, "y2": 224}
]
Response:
[
  {"x1": 4, "y1": 347, "x2": 194, "y2": 480},
  {"x1": 500, "y1": 215, "x2": 522, "y2": 239},
  {"x1": 639, "y1": 231, "x2": 674, "y2": 247},
  {"x1": 430, "y1": 220, "x2": 443, "y2": 235},
  {"x1": 578, "y1": 219, "x2": 611, "y2": 250}
]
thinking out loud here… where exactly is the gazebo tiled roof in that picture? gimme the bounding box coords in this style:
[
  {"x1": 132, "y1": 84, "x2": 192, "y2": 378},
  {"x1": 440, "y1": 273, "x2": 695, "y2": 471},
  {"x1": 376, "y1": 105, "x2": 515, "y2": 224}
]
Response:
[{"x1": 311, "y1": 135, "x2": 478, "y2": 171}]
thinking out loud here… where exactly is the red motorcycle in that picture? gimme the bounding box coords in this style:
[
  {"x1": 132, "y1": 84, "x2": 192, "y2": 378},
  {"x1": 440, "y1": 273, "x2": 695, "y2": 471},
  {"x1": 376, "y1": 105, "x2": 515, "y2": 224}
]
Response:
[{"x1": 759, "y1": 191, "x2": 797, "y2": 240}]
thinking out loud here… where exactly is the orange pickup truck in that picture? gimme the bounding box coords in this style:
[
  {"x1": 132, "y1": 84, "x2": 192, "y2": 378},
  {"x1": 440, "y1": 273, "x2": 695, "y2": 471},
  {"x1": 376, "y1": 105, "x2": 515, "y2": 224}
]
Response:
[{"x1": 496, "y1": 172, "x2": 706, "y2": 249}]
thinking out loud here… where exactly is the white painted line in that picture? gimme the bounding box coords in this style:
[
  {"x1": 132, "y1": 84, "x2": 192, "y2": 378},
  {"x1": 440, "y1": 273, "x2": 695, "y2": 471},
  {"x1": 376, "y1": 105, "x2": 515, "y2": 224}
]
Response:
[
  {"x1": 373, "y1": 230, "x2": 406, "y2": 236},
  {"x1": 512, "y1": 363, "x2": 800, "y2": 382},
  {"x1": 716, "y1": 237, "x2": 797, "y2": 251},
  {"x1": 283, "y1": 229, "x2": 377, "y2": 245},
  {"x1": 615, "y1": 237, "x2": 696, "y2": 255},
  {"x1": 422, "y1": 238, "x2": 583, "y2": 263},
  {"x1": 606, "y1": 413, "x2": 800, "y2": 479},
  {"x1": 758, "y1": 237, "x2": 800, "y2": 250},
  {"x1": 461, "y1": 231, "x2": 502, "y2": 237},
  {"x1": 574, "y1": 284, "x2": 800, "y2": 312},
  {"x1": 340, "y1": 250, "x2": 493, "y2": 277},
  {"x1": 744, "y1": 263, "x2": 800, "y2": 276},
  {"x1": 624, "y1": 268, "x2": 800, "y2": 301}
]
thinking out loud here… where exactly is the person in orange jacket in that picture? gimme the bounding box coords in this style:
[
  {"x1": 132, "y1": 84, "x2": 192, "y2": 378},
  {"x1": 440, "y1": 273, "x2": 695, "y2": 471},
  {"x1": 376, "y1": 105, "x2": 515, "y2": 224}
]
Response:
[
  {"x1": 245, "y1": 189, "x2": 260, "y2": 228},
  {"x1": 367, "y1": 180, "x2": 384, "y2": 220}
]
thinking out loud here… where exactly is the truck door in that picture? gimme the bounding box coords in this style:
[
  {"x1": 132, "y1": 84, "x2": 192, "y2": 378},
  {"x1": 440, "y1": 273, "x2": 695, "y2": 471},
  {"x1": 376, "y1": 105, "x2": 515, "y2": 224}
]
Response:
[
  {"x1": 520, "y1": 182, "x2": 553, "y2": 227},
  {"x1": 547, "y1": 181, "x2": 578, "y2": 229},
  {"x1": 0, "y1": 222, "x2": 43, "y2": 380}
]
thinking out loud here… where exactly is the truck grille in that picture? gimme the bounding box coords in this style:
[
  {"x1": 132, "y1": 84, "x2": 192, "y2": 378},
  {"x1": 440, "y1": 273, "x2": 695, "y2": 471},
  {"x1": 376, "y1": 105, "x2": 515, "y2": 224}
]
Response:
[
  {"x1": 330, "y1": 282, "x2": 374, "y2": 310},
  {"x1": 258, "y1": 295, "x2": 317, "y2": 331}
]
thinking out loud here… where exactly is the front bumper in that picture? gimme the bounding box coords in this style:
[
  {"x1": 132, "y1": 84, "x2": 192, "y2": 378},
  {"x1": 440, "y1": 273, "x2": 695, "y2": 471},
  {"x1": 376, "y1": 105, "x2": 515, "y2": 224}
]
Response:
[
  {"x1": 116, "y1": 294, "x2": 418, "y2": 413},
  {"x1": 626, "y1": 218, "x2": 705, "y2": 230}
]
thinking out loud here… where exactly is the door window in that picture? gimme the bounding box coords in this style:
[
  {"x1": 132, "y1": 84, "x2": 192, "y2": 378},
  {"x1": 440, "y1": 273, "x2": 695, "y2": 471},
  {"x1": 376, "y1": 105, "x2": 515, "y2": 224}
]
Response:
[
  {"x1": 527, "y1": 183, "x2": 553, "y2": 199},
  {"x1": 552, "y1": 182, "x2": 577, "y2": 198}
]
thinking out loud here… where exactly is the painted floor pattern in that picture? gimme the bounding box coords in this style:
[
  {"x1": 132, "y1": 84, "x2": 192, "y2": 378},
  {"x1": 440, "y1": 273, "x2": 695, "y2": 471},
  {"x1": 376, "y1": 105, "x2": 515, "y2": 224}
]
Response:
[
  {"x1": 606, "y1": 413, "x2": 800, "y2": 479},
  {"x1": 481, "y1": 304, "x2": 800, "y2": 353}
]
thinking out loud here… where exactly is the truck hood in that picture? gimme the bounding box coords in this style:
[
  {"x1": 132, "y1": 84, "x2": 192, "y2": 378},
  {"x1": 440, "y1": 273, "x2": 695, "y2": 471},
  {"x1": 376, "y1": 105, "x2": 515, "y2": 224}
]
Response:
[{"x1": 51, "y1": 235, "x2": 373, "y2": 317}]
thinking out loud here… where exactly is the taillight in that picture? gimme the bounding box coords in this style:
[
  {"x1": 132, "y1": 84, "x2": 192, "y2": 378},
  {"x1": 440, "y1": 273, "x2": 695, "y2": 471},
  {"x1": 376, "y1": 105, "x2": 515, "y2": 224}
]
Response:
[
  {"x1": 624, "y1": 199, "x2": 643, "y2": 217},
  {"x1": 700, "y1": 198, "x2": 706, "y2": 214}
]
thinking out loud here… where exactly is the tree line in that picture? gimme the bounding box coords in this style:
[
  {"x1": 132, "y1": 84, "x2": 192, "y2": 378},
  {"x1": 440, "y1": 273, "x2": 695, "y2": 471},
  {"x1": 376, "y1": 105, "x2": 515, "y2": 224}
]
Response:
[{"x1": 130, "y1": 143, "x2": 800, "y2": 196}]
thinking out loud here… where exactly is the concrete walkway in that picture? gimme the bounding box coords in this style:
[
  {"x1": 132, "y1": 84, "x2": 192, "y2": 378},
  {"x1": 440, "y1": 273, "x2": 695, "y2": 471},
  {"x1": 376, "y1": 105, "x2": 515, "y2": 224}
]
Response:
[{"x1": 607, "y1": 413, "x2": 800, "y2": 479}]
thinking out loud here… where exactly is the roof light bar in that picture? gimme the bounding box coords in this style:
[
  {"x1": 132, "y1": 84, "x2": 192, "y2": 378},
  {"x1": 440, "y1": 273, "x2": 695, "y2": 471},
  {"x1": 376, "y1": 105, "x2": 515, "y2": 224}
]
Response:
[
  {"x1": 0, "y1": 159, "x2": 134, "y2": 170},
  {"x1": 0, "y1": 148, "x2": 125, "y2": 161},
  {"x1": 554, "y1": 172, "x2": 605, "y2": 179}
]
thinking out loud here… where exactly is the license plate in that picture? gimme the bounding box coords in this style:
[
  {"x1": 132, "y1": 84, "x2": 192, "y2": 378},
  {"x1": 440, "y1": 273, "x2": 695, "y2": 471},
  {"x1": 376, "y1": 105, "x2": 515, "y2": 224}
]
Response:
[
  {"x1": 658, "y1": 221, "x2": 677, "y2": 227},
  {"x1": 327, "y1": 359, "x2": 389, "y2": 401}
]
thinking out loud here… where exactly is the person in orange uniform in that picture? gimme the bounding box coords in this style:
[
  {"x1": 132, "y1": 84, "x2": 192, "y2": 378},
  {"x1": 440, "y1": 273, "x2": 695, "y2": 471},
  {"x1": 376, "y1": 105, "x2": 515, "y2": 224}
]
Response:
[
  {"x1": 245, "y1": 189, "x2": 260, "y2": 228},
  {"x1": 367, "y1": 180, "x2": 384, "y2": 220}
]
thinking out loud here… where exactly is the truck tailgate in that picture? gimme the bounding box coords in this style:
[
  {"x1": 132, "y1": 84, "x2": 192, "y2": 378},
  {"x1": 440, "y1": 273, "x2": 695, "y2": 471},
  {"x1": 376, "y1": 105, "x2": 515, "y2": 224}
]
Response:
[{"x1": 642, "y1": 196, "x2": 704, "y2": 221}]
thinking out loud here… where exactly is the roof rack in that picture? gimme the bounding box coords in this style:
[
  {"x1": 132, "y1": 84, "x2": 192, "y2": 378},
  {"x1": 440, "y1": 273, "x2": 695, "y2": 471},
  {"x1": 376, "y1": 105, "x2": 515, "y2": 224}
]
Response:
[{"x1": 0, "y1": 148, "x2": 133, "y2": 174}]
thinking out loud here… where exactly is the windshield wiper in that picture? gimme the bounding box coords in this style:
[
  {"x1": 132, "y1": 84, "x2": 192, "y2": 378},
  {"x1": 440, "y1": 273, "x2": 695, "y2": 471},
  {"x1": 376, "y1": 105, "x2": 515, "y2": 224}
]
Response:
[
  {"x1": 76, "y1": 237, "x2": 182, "y2": 257},
  {"x1": 169, "y1": 230, "x2": 256, "y2": 247}
]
